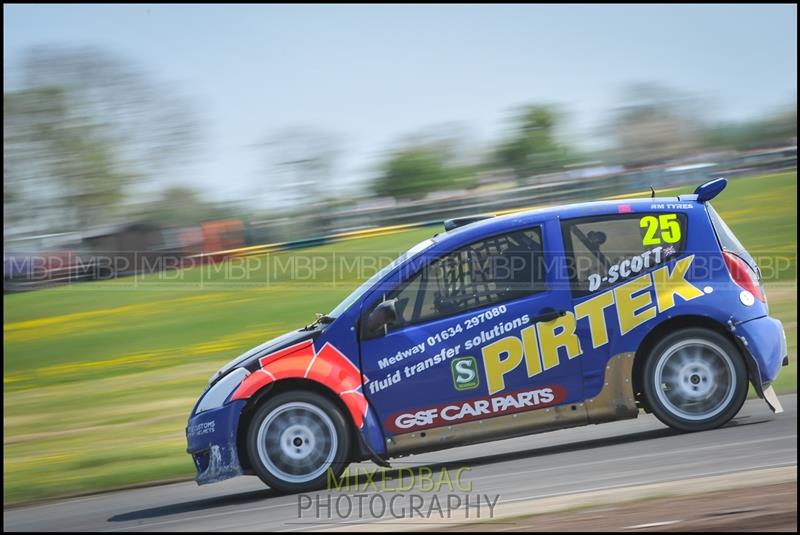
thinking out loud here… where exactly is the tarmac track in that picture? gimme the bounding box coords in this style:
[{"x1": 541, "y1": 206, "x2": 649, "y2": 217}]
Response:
[{"x1": 4, "y1": 394, "x2": 797, "y2": 532}]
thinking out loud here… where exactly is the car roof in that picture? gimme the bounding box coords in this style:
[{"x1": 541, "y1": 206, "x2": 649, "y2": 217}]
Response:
[{"x1": 433, "y1": 196, "x2": 701, "y2": 247}]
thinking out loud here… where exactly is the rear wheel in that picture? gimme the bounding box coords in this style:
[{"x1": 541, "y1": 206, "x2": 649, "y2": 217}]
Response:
[
  {"x1": 247, "y1": 390, "x2": 351, "y2": 493},
  {"x1": 643, "y1": 328, "x2": 748, "y2": 432}
]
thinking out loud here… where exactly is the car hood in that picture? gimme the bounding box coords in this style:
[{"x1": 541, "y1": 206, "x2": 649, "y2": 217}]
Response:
[{"x1": 207, "y1": 324, "x2": 326, "y2": 387}]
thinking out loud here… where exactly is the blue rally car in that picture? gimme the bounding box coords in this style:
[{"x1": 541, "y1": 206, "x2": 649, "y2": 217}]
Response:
[{"x1": 186, "y1": 178, "x2": 788, "y2": 493}]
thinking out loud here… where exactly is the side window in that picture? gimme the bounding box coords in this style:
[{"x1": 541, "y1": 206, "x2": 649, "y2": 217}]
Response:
[
  {"x1": 562, "y1": 213, "x2": 687, "y2": 296},
  {"x1": 388, "y1": 228, "x2": 546, "y2": 328}
]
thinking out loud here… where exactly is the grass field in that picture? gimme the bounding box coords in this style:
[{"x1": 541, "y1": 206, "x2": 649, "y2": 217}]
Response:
[{"x1": 3, "y1": 171, "x2": 797, "y2": 504}]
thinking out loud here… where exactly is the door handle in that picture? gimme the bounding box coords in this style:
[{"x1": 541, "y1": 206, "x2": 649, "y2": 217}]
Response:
[{"x1": 532, "y1": 309, "x2": 566, "y2": 323}]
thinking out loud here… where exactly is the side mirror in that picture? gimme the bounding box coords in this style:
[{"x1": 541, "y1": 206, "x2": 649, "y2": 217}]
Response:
[{"x1": 365, "y1": 298, "x2": 398, "y2": 335}]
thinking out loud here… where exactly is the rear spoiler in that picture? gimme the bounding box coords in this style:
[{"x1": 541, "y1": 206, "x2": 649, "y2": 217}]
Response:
[{"x1": 693, "y1": 177, "x2": 727, "y2": 202}]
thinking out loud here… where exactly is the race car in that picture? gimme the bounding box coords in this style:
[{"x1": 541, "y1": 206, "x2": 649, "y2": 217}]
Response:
[{"x1": 186, "y1": 177, "x2": 788, "y2": 493}]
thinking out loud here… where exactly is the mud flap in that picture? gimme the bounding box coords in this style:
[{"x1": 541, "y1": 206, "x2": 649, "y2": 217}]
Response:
[
  {"x1": 196, "y1": 444, "x2": 244, "y2": 485},
  {"x1": 762, "y1": 385, "x2": 784, "y2": 414}
]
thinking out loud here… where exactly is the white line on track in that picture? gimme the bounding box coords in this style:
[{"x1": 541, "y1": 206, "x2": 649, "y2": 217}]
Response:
[
  {"x1": 494, "y1": 461, "x2": 797, "y2": 508},
  {"x1": 469, "y1": 433, "x2": 797, "y2": 483},
  {"x1": 623, "y1": 520, "x2": 683, "y2": 530},
  {"x1": 472, "y1": 448, "x2": 798, "y2": 497}
]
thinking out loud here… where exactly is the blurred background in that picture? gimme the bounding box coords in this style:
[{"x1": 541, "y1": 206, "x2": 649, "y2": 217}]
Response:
[{"x1": 3, "y1": 4, "x2": 797, "y2": 505}]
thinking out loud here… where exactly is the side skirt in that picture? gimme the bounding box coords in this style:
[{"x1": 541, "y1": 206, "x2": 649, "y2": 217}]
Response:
[{"x1": 385, "y1": 353, "x2": 638, "y2": 457}]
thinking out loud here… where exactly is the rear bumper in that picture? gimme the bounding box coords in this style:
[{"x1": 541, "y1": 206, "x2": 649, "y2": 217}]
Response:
[
  {"x1": 735, "y1": 315, "x2": 788, "y2": 385},
  {"x1": 186, "y1": 400, "x2": 246, "y2": 485}
]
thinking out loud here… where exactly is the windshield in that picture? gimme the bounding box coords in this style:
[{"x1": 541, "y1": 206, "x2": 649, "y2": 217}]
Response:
[{"x1": 328, "y1": 238, "x2": 435, "y2": 318}]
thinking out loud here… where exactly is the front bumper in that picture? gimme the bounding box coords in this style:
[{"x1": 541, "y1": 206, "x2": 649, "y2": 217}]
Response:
[
  {"x1": 186, "y1": 400, "x2": 246, "y2": 485},
  {"x1": 735, "y1": 315, "x2": 788, "y2": 384}
]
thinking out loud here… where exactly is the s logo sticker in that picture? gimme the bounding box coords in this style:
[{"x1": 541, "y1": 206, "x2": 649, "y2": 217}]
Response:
[{"x1": 452, "y1": 356, "x2": 479, "y2": 391}]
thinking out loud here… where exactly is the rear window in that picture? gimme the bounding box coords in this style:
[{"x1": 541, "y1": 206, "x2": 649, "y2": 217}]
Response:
[
  {"x1": 707, "y1": 204, "x2": 759, "y2": 275},
  {"x1": 562, "y1": 213, "x2": 688, "y2": 296}
]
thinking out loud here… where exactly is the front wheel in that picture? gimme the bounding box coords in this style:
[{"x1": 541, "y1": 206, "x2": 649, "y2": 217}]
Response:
[
  {"x1": 643, "y1": 328, "x2": 748, "y2": 432},
  {"x1": 246, "y1": 390, "x2": 351, "y2": 493}
]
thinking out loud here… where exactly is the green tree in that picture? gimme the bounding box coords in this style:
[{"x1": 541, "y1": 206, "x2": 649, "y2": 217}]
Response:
[
  {"x1": 141, "y1": 186, "x2": 235, "y2": 227},
  {"x1": 258, "y1": 127, "x2": 341, "y2": 208},
  {"x1": 609, "y1": 83, "x2": 705, "y2": 164},
  {"x1": 4, "y1": 86, "x2": 130, "y2": 232},
  {"x1": 703, "y1": 102, "x2": 797, "y2": 151},
  {"x1": 494, "y1": 105, "x2": 573, "y2": 180},
  {"x1": 373, "y1": 146, "x2": 471, "y2": 200},
  {"x1": 4, "y1": 46, "x2": 199, "y2": 236}
]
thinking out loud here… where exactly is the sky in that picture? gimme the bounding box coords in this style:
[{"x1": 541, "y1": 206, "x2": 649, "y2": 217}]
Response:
[{"x1": 4, "y1": 4, "x2": 797, "y2": 205}]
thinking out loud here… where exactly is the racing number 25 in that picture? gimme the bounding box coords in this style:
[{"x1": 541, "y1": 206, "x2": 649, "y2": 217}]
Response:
[{"x1": 640, "y1": 214, "x2": 681, "y2": 245}]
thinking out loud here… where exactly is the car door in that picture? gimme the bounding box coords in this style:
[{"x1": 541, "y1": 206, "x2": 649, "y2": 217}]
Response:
[
  {"x1": 561, "y1": 212, "x2": 690, "y2": 400},
  {"x1": 358, "y1": 221, "x2": 582, "y2": 439}
]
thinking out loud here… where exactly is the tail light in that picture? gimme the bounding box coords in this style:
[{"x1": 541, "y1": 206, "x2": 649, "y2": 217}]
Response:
[{"x1": 723, "y1": 251, "x2": 765, "y2": 302}]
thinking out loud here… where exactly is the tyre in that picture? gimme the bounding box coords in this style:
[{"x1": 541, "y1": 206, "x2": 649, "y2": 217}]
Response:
[
  {"x1": 642, "y1": 327, "x2": 748, "y2": 432},
  {"x1": 246, "y1": 390, "x2": 351, "y2": 493}
]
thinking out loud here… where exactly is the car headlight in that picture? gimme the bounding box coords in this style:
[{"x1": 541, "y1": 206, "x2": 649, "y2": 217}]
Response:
[{"x1": 195, "y1": 367, "x2": 250, "y2": 415}]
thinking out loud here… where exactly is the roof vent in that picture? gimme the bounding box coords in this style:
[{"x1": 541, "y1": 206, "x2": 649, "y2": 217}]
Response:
[{"x1": 443, "y1": 214, "x2": 496, "y2": 232}]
